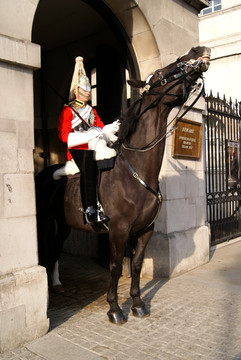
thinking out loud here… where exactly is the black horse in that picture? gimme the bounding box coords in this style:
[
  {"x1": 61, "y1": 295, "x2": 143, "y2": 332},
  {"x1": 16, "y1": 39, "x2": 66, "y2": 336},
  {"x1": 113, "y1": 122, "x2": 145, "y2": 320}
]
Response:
[{"x1": 35, "y1": 46, "x2": 210, "y2": 324}]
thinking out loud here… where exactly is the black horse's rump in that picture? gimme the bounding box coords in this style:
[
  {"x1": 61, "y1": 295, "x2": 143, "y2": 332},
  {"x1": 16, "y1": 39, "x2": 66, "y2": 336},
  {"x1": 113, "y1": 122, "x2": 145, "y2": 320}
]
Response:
[{"x1": 36, "y1": 46, "x2": 211, "y2": 324}]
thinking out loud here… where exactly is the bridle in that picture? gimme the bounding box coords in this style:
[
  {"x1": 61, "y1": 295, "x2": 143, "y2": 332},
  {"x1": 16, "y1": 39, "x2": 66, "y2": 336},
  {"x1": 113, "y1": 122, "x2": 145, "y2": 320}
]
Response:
[
  {"x1": 140, "y1": 57, "x2": 206, "y2": 112},
  {"x1": 121, "y1": 57, "x2": 207, "y2": 153}
]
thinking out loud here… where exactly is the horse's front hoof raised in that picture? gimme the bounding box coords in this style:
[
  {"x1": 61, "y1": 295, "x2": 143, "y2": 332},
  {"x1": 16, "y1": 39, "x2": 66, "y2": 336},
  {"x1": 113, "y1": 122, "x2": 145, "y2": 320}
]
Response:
[
  {"x1": 108, "y1": 311, "x2": 126, "y2": 325},
  {"x1": 131, "y1": 305, "x2": 150, "y2": 318}
]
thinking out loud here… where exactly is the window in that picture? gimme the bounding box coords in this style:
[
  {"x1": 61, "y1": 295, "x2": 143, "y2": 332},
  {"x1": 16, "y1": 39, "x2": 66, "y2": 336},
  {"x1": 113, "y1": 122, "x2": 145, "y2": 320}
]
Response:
[
  {"x1": 125, "y1": 69, "x2": 131, "y2": 100},
  {"x1": 90, "y1": 67, "x2": 131, "y2": 108},
  {"x1": 201, "y1": 0, "x2": 222, "y2": 15}
]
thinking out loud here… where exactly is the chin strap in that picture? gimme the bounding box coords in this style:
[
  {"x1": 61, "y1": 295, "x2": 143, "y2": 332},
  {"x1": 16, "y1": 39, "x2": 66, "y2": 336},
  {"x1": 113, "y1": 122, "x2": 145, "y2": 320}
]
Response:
[{"x1": 69, "y1": 99, "x2": 86, "y2": 108}]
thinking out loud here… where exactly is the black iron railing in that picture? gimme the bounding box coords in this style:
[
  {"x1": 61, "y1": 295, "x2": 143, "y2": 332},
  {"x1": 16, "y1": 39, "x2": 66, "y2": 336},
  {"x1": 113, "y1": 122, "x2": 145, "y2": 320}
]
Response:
[{"x1": 205, "y1": 92, "x2": 241, "y2": 245}]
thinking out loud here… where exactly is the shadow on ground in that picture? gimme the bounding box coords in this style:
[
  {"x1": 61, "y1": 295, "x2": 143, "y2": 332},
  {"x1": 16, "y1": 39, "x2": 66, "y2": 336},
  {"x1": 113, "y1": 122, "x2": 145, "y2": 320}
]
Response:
[
  {"x1": 47, "y1": 252, "x2": 167, "y2": 329},
  {"x1": 48, "y1": 253, "x2": 110, "y2": 329}
]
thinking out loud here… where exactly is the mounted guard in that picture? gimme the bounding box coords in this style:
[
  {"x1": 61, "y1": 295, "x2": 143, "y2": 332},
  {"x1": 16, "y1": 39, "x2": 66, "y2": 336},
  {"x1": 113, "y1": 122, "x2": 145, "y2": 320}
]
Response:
[{"x1": 36, "y1": 46, "x2": 211, "y2": 324}]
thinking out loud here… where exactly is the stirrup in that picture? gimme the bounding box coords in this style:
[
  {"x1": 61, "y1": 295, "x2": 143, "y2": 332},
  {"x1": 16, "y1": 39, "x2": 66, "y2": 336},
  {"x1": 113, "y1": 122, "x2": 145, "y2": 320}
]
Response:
[
  {"x1": 85, "y1": 206, "x2": 97, "y2": 223},
  {"x1": 96, "y1": 202, "x2": 109, "y2": 223},
  {"x1": 96, "y1": 211, "x2": 109, "y2": 223},
  {"x1": 84, "y1": 206, "x2": 109, "y2": 224}
]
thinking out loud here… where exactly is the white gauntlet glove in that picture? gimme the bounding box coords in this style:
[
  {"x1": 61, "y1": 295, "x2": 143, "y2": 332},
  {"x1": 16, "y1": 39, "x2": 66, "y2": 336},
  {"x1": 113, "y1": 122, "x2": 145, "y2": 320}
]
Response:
[
  {"x1": 102, "y1": 120, "x2": 120, "y2": 143},
  {"x1": 67, "y1": 127, "x2": 103, "y2": 147}
]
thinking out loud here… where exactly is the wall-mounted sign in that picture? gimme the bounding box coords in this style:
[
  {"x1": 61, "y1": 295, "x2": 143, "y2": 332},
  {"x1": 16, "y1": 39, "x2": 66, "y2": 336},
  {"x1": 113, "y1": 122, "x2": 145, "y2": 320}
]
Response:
[{"x1": 172, "y1": 119, "x2": 202, "y2": 159}]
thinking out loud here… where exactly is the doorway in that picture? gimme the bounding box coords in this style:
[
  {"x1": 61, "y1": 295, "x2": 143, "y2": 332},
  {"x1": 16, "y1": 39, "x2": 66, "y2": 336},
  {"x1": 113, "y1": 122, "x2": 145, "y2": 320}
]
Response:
[{"x1": 32, "y1": 0, "x2": 138, "y2": 268}]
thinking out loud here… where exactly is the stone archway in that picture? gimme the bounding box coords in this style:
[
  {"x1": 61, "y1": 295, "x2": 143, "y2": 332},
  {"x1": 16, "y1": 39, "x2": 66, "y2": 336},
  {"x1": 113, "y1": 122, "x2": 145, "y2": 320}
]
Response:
[
  {"x1": 31, "y1": 0, "x2": 162, "y2": 266},
  {"x1": 103, "y1": 0, "x2": 161, "y2": 78}
]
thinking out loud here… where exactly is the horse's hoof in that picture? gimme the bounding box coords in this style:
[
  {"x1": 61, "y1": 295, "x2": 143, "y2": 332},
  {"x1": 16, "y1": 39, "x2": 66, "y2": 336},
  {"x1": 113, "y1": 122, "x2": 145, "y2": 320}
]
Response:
[
  {"x1": 131, "y1": 305, "x2": 150, "y2": 318},
  {"x1": 108, "y1": 312, "x2": 126, "y2": 325},
  {"x1": 51, "y1": 284, "x2": 65, "y2": 294}
]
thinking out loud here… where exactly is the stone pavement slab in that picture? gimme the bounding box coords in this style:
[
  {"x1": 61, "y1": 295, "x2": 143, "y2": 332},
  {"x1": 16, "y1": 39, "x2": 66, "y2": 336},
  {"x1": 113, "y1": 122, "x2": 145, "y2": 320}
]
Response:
[
  {"x1": 1, "y1": 239, "x2": 241, "y2": 360},
  {"x1": 27, "y1": 333, "x2": 103, "y2": 360}
]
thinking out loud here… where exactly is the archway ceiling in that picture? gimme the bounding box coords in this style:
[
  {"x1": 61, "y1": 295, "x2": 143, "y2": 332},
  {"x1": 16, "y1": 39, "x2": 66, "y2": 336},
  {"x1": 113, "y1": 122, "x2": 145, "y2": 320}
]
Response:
[{"x1": 32, "y1": 0, "x2": 108, "y2": 51}]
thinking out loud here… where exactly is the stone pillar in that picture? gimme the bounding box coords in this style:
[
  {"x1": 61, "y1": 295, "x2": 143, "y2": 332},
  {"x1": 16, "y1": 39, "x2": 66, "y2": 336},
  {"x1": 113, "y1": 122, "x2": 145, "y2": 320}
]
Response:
[
  {"x1": 142, "y1": 97, "x2": 210, "y2": 278},
  {"x1": 0, "y1": 35, "x2": 49, "y2": 353}
]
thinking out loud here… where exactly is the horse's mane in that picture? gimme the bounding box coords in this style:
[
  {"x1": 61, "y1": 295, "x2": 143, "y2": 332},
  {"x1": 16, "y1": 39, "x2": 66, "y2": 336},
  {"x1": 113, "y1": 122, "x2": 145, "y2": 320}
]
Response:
[{"x1": 118, "y1": 98, "x2": 142, "y2": 143}]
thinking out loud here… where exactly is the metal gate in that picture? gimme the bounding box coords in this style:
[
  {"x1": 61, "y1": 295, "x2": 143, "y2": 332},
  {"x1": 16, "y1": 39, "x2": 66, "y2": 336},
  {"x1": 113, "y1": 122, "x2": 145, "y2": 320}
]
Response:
[{"x1": 205, "y1": 92, "x2": 241, "y2": 245}]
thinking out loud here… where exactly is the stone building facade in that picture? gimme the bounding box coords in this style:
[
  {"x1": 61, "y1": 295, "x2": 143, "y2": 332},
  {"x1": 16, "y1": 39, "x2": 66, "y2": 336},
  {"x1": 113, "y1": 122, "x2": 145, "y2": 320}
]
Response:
[
  {"x1": 0, "y1": 0, "x2": 209, "y2": 352},
  {"x1": 199, "y1": 0, "x2": 241, "y2": 100}
]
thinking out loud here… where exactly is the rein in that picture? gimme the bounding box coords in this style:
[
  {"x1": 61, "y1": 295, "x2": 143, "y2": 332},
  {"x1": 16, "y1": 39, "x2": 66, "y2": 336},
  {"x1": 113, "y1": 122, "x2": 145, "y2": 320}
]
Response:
[
  {"x1": 122, "y1": 78, "x2": 204, "y2": 153},
  {"x1": 122, "y1": 58, "x2": 205, "y2": 153}
]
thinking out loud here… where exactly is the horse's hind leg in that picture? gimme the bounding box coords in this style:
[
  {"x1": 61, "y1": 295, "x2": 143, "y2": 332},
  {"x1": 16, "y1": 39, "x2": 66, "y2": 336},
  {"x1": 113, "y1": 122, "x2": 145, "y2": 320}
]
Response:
[
  {"x1": 107, "y1": 230, "x2": 128, "y2": 325},
  {"x1": 130, "y1": 227, "x2": 153, "y2": 318},
  {"x1": 51, "y1": 260, "x2": 64, "y2": 293},
  {"x1": 49, "y1": 220, "x2": 70, "y2": 292}
]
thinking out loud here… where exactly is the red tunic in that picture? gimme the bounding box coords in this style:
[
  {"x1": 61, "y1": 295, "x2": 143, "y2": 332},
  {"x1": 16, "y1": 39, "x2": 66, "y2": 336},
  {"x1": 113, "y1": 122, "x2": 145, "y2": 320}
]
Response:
[{"x1": 58, "y1": 105, "x2": 104, "y2": 160}]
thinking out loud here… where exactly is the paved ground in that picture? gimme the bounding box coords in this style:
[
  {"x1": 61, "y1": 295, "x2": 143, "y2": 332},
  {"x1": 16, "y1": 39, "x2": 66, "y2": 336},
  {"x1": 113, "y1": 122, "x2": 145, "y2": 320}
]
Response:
[{"x1": 2, "y1": 239, "x2": 241, "y2": 360}]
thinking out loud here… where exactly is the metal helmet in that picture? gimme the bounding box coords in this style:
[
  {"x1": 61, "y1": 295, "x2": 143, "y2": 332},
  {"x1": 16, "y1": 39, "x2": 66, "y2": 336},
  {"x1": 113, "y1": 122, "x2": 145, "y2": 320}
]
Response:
[{"x1": 69, "y1": 56, "x2": 91, "y2": 101}]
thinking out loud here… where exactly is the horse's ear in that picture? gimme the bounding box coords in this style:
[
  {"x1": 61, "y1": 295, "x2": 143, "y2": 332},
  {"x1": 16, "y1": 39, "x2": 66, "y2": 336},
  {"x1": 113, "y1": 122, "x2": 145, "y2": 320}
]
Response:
[{"x1": 127, "y1": 79, "x2": 146, "y2": 88}]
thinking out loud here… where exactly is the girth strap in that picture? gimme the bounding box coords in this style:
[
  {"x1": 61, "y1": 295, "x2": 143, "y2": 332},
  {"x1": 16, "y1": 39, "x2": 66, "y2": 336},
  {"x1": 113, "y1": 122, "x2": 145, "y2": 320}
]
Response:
[{"x1": 119, "y1": 153, "x2": 162, "y2": 203}]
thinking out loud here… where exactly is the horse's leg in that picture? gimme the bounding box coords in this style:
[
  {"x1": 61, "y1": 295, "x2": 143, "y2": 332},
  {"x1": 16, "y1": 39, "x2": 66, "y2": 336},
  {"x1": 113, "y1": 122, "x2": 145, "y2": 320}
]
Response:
[
  {"x1": 130, "y1": 227, "x2": 153, "y2": 318},
  {"x1": 107, "y1": 230, "x2": 128, "y2": 325},
  {"x1": 51, "y1": 260, "x2": 64, "y2": 293},
  {"x1": 52, "y1": 260, "x2": 61, "y2": 286}
]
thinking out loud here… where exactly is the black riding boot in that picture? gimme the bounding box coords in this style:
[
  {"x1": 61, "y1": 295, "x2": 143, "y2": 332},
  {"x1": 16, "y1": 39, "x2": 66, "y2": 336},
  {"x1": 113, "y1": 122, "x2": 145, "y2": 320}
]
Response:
[{"x1": 70, "y1": 149, "x2": 109, "y2": 224}]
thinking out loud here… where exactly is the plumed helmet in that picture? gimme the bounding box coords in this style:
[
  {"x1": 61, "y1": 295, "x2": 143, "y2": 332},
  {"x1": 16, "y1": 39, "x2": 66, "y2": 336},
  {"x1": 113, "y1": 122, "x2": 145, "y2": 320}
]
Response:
[{"x1": 69, "y1": 56, "x2": 91, "y2": 101}]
